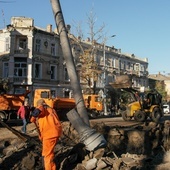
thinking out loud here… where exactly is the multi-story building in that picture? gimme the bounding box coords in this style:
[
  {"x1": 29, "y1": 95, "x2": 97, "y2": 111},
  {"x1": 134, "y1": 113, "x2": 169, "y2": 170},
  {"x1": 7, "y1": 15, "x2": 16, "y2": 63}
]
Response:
[
  {"x1": 70, "y1": 34, "x2": 149, "y2": 92},
  {"x1": 0, "y1": 16, "x2": 149, "y2": 104},
  {"x1": 0, "y1": 17, "x2": 70, "y2": 103},
  {"x1": 148, "y1": 73, "x2": 170, "y2": 101}
]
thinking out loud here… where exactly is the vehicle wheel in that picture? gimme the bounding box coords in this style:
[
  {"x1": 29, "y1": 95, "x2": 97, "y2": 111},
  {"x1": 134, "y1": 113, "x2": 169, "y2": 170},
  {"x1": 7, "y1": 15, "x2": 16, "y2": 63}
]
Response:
[
  {"x1": 0, "y1": 111, "x2": 7, "y2": 122},
  {"x1": 88, "y1": 110, "x2": 98, "y2": 119},
  {"x1": 121, "y1": 110, "x2": 132, "y2": 121},
  {"x1": 151, "y1": 107, "x2": 161, "y2": 123},
  {"x1": 134, "y1": 110, "x2": 146, "y2": 122}
]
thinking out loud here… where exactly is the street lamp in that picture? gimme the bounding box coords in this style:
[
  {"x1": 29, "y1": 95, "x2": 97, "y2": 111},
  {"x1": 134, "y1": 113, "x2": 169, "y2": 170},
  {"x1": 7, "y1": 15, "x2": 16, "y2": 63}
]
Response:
[
  {"x1": 103, "y1": 35, "x2": 116, "y2": 115},
  {"x1": 103, "y1": 42, "x2": 107, "y2": 115}
]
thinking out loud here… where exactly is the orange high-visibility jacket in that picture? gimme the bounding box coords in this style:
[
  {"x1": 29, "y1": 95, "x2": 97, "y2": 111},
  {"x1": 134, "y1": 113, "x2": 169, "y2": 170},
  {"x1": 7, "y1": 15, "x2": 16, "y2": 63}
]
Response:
[{"x1": 31, "y1": 105, "x2": 62, "y2": 139}]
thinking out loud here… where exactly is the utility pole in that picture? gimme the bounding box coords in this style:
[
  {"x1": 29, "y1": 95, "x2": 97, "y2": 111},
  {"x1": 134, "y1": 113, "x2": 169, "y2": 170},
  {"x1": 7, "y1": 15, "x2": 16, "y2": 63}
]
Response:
[
  {"x1": 103, "y1": 35, "x2": 116, "y2": 115},
  {"x1": 103, "y1": 42, "x2": 107, "y2": 115}
]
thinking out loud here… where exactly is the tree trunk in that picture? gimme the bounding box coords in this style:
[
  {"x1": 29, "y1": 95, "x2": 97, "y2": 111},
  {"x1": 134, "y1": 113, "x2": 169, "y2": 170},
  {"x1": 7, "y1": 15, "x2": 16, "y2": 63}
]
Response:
[{"x1": 50, "y1": 0, "x2": 89, "y2": 126}]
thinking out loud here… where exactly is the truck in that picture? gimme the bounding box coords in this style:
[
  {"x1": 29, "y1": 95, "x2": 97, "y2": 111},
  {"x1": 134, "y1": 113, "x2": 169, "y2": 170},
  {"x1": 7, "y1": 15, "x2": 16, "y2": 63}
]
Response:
[
  {"x1": 0, "y1": 91, "x2": 30, "y2": 121},
  {"x1": 0, "y1": 88, "x2": 111, "y2": 122},
  {"x1": 32, "y1": 89, "x2": 111, "y2": 119}
]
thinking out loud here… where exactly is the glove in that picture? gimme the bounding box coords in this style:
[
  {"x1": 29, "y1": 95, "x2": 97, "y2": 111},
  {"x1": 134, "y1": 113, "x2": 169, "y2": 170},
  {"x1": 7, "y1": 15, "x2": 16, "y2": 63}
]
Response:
[{"x1": 30, "y1": 116, "x2": 36, "y2": 123}]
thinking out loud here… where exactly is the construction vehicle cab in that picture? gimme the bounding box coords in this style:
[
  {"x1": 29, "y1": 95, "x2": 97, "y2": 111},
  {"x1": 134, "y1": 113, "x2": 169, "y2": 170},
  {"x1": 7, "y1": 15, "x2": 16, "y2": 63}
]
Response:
[{"x1": 83, "y1": 94, "x2": 104, "y2": 118}]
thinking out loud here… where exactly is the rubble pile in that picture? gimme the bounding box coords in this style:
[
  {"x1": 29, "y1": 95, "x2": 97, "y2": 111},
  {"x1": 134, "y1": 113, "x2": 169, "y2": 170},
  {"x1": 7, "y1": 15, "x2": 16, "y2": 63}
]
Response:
[{"x1": 0, "y1": 120, "x2": 170, "y2": 170}]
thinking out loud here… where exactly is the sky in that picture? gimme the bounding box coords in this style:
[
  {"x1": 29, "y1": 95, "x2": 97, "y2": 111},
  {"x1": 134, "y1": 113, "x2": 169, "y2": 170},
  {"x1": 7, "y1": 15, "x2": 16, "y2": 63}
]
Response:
[{"x1": 1, "y1": 0, "x2": 170, "y2": 75}]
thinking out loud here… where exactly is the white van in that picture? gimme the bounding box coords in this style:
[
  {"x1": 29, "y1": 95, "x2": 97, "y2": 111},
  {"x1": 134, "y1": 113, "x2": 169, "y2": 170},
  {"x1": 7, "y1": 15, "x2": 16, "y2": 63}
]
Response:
[{"x1": 163, "y1": 104, "x2": 170, "y2": 114}]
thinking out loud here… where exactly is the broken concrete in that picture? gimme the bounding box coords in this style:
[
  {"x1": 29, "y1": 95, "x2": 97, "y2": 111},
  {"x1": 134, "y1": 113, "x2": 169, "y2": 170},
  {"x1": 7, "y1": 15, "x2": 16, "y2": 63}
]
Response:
[{"x1": 0, "y1": 120, "x2": 170, "y2": 169}]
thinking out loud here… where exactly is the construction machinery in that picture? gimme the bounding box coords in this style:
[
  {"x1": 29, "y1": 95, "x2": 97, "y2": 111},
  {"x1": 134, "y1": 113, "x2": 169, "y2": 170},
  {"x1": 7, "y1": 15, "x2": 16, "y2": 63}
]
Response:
[
  {"x1": 83, "y1": 94, "x2": 111, "y2": 118},
  {"x1": 119, "y1": 88, "x2": 163, "y2": 122},
  {"x1": 0, "y1": 88, "x2": 110, "y2": 121},
  {"x1": 0, "y1": 91, "x2": 30, "y2": 121},
  {"x1": 32, "y1": 89, "x2": 110, "y2": 119},
  {"x1": 110, "y1": 75, "x2": 164, "y2": 122}
]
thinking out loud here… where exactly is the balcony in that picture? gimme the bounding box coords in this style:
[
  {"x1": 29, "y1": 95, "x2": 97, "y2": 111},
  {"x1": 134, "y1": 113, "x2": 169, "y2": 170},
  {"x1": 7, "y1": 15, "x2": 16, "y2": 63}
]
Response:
[
  {"x1": 14, "y1": 48, "x2": 29, "y2": 54},
  {"x1": 14, "y1": 48, "x2": 29, "y2": 57},
  {"x1": 130, "y1": 70, "x2": 138, "y2": 75}
]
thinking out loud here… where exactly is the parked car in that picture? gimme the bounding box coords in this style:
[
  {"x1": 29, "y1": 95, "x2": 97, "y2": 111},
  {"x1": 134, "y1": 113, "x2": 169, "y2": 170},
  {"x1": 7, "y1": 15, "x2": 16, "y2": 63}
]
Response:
[{"x1": 163, "y1": 104, "x2": 170, "y2": 114}]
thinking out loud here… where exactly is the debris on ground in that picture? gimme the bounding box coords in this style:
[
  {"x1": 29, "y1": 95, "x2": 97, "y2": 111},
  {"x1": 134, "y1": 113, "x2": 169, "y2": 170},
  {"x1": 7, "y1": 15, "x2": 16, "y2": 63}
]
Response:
[{"x1": 0, "y1": 120, "x2": 170, "y2": 170}]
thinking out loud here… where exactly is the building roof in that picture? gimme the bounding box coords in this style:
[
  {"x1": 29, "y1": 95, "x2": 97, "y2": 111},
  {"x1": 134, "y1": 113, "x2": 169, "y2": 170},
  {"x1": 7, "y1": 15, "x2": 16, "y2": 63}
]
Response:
[{"x1": 148, "y1": 73, "x2": 170, "y2": 81}]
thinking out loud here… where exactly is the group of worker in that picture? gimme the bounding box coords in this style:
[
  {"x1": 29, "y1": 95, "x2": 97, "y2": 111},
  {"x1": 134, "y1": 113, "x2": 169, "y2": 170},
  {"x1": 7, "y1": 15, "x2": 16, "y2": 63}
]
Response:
[{"x1": 17, "y1": 98, "x2": 62, "y2": 170}]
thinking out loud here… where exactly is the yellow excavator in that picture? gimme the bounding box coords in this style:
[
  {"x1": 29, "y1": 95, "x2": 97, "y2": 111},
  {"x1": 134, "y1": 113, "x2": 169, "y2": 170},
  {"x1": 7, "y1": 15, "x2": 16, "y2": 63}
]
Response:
[{"x1": 110, "y1": 75, "x2": 164, "y2": 123}]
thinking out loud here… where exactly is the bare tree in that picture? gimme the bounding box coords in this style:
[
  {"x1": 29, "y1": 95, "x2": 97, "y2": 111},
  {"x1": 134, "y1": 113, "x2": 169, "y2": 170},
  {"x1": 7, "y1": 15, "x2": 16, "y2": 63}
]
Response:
[
  {"x1": 87, "y1": 10, "x2": 105, "y2": 44},
  {"x1": 78, "y1": 48, "x2": 102, "y2": 94},
  {"x1": 71, "y1": 9, "x2": 106, "y2": 94}
]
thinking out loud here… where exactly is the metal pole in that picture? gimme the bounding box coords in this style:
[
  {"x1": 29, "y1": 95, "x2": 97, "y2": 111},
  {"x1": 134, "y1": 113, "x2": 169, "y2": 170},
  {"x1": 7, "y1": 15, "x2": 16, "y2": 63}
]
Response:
[
  {"x1": 103, "y1": 42, "x2": 107, "y2": 115},
  {"x1": 103, "y1": 35, "x2": 116, "y2": 115}
]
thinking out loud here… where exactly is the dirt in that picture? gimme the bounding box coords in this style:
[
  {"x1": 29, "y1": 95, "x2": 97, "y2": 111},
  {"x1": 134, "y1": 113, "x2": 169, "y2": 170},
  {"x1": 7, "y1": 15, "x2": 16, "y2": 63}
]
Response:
[{"x1": 1, "y1": 119, "x2": 170, "y2": 170}]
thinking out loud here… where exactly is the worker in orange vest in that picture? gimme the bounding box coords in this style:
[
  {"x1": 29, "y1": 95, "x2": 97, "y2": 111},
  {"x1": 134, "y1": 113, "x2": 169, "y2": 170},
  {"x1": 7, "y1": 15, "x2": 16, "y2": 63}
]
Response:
[{"x1": 30, "y1": 99, "x2": 62, "y2": 170}]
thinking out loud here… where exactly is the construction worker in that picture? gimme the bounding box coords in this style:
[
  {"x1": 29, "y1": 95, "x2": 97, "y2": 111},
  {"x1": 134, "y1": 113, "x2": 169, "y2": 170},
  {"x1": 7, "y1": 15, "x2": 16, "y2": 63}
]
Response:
[{"x1": 30, "y1": 99, "x2": 62, "y2": 170}]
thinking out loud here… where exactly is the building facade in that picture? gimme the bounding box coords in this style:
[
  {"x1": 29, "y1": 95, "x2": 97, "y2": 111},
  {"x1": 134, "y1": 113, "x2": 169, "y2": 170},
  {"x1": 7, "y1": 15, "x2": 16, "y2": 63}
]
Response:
[
  {"x1": 70, "y1": 34, "x2": 149, "y2": 92},
  {"x1": 0, "y1": 16, "x2": 149, "y2": 104},
  {"x1": 0, "y1": 17, "x2": 70, "y2": 103},
  {"x1": 148, "y1": 73, "x2": 170, "y2": 101}
]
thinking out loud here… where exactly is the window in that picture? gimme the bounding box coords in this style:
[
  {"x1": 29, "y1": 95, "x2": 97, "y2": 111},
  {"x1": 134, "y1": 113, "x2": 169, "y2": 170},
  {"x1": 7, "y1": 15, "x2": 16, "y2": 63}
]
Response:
[
  {"x1": 135, "y1": 63, "x2": 140, "y2": 71},
  {"x1": 50, "y1": 65, "x2": 56, "y2": 80},
  {"x1": 119, "y1": 60, "x2": 122, "y2": 69},
  {"x1": 100, "y1": 56, "x2": 104, "y2": 65},
  {"x1": 123, "y1": 61, "x2": 126, "y2": 70},
  {"x1": 113, "y1": 58, "x2": 119, "y2": 68},
  {"x1": 51, "y1": 43, "x2": 56, "y2": 56},
  {"x1": 5, "y1": 38, "x2": 10, "y2": 51},
  {"x1": 14, "y1": 58, "x2": 27, "y2": 77},
  {"x1": 19, "y1": 37, "x2": 27, "y2": 49},
  {"x1": 51, "y1": 90, "x2": 56, "y2": 98},
  {"x1": 3, "y1": 62, "x2": 9, "y2": 77},
  {"x1": 14, "y1": 88, "x2": 26, "y2": 94},
  {"x1": 35, "y1": 39, "x2": 41, "y2": 52},
  {"x1": 140, "y1": 65, "x2": 144, "y2": 72},
  {"x1": 34, "y1": 63, "x2": 42, "y2": 79},
  {"x1": 108, "y1": 58, "x2": 112, "y2": 67},
  {"x1": 127, "y1": 62, "x2": 131, "y2": 70},
  {"x1": 64, "y1": 67, "x2": 69, "y2": 81},
  {"x1": 41, "y1": 91, "x2": 49, "y2": 98}
]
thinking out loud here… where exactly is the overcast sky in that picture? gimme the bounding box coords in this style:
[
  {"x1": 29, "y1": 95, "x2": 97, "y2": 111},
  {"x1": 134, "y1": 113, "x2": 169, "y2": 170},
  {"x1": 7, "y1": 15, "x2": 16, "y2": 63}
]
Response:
[{"x1": 1, "y1": 0, "x2": 170, "y2": 75}]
